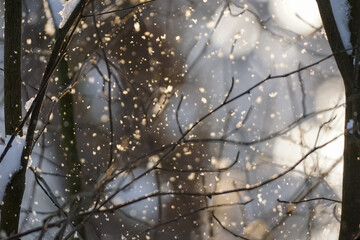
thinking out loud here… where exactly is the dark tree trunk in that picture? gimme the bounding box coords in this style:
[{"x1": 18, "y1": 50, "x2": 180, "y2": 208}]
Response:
[
  {"x1": 0, "y1": 0, "x2": 23, "y2": 236},
  {"x1": 317, "y1": 0, "x2": 360, "y2": 238}
]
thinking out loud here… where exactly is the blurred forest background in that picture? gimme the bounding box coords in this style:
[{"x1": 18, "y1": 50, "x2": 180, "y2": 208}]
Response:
[{"x1": 0, "y1": 0, "x2": 345, "y2": 239}]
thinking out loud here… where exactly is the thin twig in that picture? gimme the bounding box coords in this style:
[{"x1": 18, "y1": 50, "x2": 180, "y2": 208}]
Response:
[
  {"x1": 82, "y1": 0, "x2": 156, "y2": 17},
  {"x1": 277, "y1": 197, "x2": 341, "y2": 204},
  {"x1": 155, "y1": 151, "x2": 239, "y2": 173},
  {"x1": 212, "y1": 212, "x2": 249, "y2": 239},
  {"x1": 138, "y1": 201, "x2": 253, "y2": 237},
  {"x1": 176, "y1": 95, "x2": 184, "y2": 135}
]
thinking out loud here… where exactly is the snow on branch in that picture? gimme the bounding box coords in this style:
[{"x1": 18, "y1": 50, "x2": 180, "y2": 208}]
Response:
[
  {"x1": 59, "y1": 0, "x2": 80, "y2": 28},
  {"x1": 330, "y1": 0, "x2": 352, "y2": 54}
]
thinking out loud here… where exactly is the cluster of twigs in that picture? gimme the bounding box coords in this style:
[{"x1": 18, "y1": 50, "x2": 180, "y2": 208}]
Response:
[{"x1": 0, "y1": 0, "x2": 344, "y2": 239}]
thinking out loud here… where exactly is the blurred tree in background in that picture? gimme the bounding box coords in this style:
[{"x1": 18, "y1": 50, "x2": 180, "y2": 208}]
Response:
[{"x1": 0, "y1": 0, "x2": 347, "y2": 239}]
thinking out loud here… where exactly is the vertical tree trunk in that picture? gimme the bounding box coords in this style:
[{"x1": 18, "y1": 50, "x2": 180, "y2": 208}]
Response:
[
  {"x1": 3, "y1": 0, "x2": 22, "y2": 134},
  {"x1": 341, "y1": 97, "x2": 360, "y2": 239},
  {"x1": 317, "y1": 0, "x2": 360, "y2": 239},
  {"x1": 57, "y1": 58, "x2": 86, "y2": 239},
  {"x1": 58, "y1": 58, "x2": 82, "y2": 197},
  {"x1": 341, "y1": 2, "x2": 360, "y2": 237},
  {"x1": 0, "y1": 0, "x2": 23, "y2": 236}
]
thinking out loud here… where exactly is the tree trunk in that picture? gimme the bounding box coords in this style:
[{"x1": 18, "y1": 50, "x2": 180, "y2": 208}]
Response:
[
  {"x1": 58, "y1": 58, "x2": 82, "y2": 196},
  {"x1": 317, "y1": 0, "x2": 360, "y2": 238},
  {"x1": 57, "y1": 58, "x2": 87, "y2": 239},
  {"x1": 3, "y1": 0, "x2": 22, "y2": 135},
  {"x1": 0, "y1": 0, "x2": 23, "y2": 236},
  {"x1": 341, "y1": 96, "x2": 360, "y2": 239}
]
